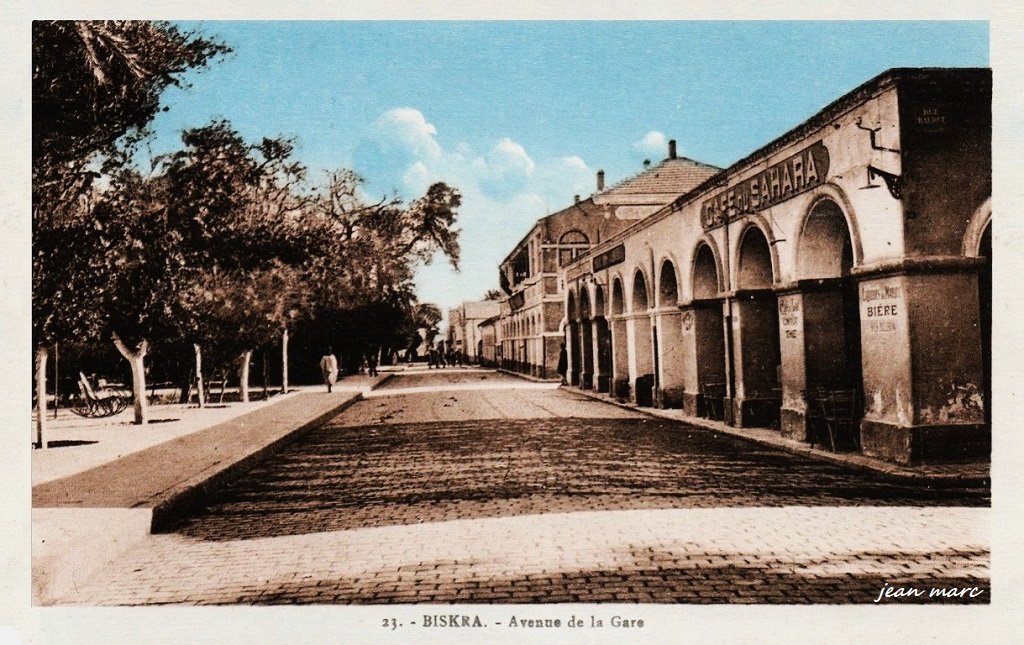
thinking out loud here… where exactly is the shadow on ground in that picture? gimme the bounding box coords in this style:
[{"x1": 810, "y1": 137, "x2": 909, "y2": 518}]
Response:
[
  {"x1": 167, "y1": 418, "x2": 990, "y2": 541},
  {"x1": 204, "y1": 556, "x2": 990, "y2": 605}
]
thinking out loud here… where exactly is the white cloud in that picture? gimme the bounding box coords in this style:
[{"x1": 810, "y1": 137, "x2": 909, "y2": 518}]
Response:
[
  {"x1": 353, "y1": 108, "x2": 443, "y2": 198},
  {"x1": 634, "y1": 130, "x2": 668, "y2": 157},
  {"x1": 480, "y1": 137, "x2": 535, "y2": 201},
  {"x1": 352, "y1": 106, "x2": 595, "y2": 312},
  {"x1": 368, "y1": 107, "x2": 442, "y2": 160}
]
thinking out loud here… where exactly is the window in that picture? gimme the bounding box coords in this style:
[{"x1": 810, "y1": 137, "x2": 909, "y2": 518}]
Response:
[{"x1": 558, "y1": 230, "x2": 590, "y2": 267}]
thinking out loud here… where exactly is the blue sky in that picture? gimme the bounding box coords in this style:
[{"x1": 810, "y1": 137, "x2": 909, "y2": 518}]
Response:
[{"x1": 148, "y1": 21, "x2": 988, "y2": 317}]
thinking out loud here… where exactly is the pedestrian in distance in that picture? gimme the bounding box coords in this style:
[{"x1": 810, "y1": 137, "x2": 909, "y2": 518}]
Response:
[
  {"x1": 367, "y1": 350, "x2": 379, "y2": 377},
  {"x1": 320, "y1": 347, "x2": 339, "y2": 393},
  {"x1": 557, "y1": 342, "x2": 568, "y2": 385}
]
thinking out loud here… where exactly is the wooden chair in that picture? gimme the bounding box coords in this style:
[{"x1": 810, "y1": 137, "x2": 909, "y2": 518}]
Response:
[
  {"x1": 818, "y1": 389, "x2": 861, "y2": 452},
  {"x1": 803, "y1": 387, "x2": 829, "y2": 448},
  {"x1": 701, "y1": 382, "x2": 727, "y2": 421}
]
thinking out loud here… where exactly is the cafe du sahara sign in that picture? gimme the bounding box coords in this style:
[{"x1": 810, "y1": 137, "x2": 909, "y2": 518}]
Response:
[{"x1": 701, "y1": 141, "x2": 830, "y2": 230}]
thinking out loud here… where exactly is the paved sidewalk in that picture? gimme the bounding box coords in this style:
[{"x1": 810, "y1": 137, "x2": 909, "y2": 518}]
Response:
[
  {"x1": 32, "y1": 387, "x2": 366, "y2": 605},
  {"x1": 33, "y1": 390, "x2": 362, "y2": 519},
  {"x1": 53, "y1": 506, "x2": 990, "y2": 605},
  {"x1": 564, "y1": 386, "x2": 990, "y2": 486}
]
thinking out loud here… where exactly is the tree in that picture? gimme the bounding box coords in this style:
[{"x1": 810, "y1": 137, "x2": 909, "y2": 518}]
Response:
[
  {"x1": 33, "y1": 21, "x2": 228, "y2": 222},
  {"x1": 483, "y1": 289, "x2": 503, "y2": 301},
  {"x1": 298, "y1": 171, "x2": 462, "y2": 369},
  {"x1": 33, "y1": 20, "x2": 227, "y2": 438}
]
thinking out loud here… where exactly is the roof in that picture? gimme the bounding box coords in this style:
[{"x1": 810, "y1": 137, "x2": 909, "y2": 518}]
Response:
[
  {"x1": 499, "y1": 196, "x2": 604, "y2": 266},
  {"x1": 599, "y1": 156, "x2": 722, "y2": 197},
  {"x1": 567, "y1": 67, "x2": 991, "y2": 272}
]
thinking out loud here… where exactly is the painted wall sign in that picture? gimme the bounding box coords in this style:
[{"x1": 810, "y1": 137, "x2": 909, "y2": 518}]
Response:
[
  {"x1": 861, "y1": 283, "x2": 901, "y2": 333},
  {"x1": 913, "y1": 103, "x2": 950, "y2": 132},
  {"x1": 701, "y1": 141, "x2": 830, "y2": 230},
  {"x1": 592, "y1": 243, "x2": 625, "y2": 272},
  {"x1": 779, "y1": 295, "x2": 801, "y2": 340}
]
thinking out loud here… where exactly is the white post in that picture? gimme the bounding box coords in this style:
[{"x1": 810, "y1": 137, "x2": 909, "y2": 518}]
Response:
[
  {"x1": 239, "y1": 350, "x2": 252, "y2": 403},
  {"x1": 281, "y1": 328, "x2": 289, "y2": 394},
  {"x1": 34, "y1": 344, "x2": 48, "y2": 449},
  {"x1": 193, "y1": 344, "x2": 206, "y2": 408}
]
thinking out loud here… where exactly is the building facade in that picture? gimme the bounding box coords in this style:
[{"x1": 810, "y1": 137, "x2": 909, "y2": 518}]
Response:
[
  {"x1": 477, "y1": 315, "x2": 499, "y2": 367},
  {"x1": 497, "y1": 150, "x2": 720, "y2": 379},
  {"x1": 561, "y1": 68, "x2": 991, "y2": 466},
  {"x1": 447, "y1": 300, "x2": 501, "y2": 363}
]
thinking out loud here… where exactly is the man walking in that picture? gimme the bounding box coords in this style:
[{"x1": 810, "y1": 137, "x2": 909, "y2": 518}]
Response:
[{"x1": 320, "y1": 347, "x2": 338, "y2": 393}]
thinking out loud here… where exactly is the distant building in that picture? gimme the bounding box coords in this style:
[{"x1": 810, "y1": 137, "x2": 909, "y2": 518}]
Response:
[
  {"x1": 496, "y1": 147, "x2": 720, "y2": 379},
  {"x1": 477, "y1": 315, "x2": 500, "y2": 367},
  {"x1": 447, "y1": 300, "x2": 501, "y2": 363}
]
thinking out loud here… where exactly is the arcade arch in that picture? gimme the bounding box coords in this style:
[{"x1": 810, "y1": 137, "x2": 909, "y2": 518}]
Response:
[
  {"x1": 609, "y1": 277, "x2": 629, "y2": 396},
  {"x1": 732, "y1": 224, "x2": 781, "y2": 427}
]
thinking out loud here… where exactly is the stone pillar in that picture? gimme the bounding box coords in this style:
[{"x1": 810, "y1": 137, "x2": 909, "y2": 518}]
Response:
[
  {"x1": 631, "y1": 314, "x2": 654, "y2": 406},
  {"x1": 580, "y1": 318, "x2": 594, "y2": 389},
  {"x1": 655, "y1": 310, "x2": 685, "y2": 408},
  {"x1": 611, "y1": 317, "x2": 630, "y2": 399},
  {"x1": 568, "y1": 321, "x2": 581, "y2": 386},
  {"x1": 858, "y1": 268, "x2": 988, "y2": 465},
  {"x1": 595, "y1": 318, "x2": 612, "y2": 393}
]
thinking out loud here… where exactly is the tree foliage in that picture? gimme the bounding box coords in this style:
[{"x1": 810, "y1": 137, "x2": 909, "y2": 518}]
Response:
[
  {"x1": 33, "y1": 20, "x2": 229, "y2": 222},
  {"x1": 33, "y1": 20, "x2": 464, "y2": 404}
]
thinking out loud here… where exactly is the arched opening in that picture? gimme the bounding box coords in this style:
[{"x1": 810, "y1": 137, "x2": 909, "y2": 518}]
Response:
[
  {"x1": 558, "y1": 229, "x2": 591, "y2": 267},
  {"x1": 979, "y1": 222, "x2": 992, "y2": 426},
  {"x1": 798, "y1": 199, "x2": 854, "y2": 279},
  {"x1": 656, "y1": 260, "x2": 684, "y2": 407},
  {"x1": 659, "y1": 260, "x2": 679, "y2": 307},
  {"x1": 567, "y1": 290, "x2": 580, "y2": 385},
  {"x1": 610, "y1": 278, "x2": 629, "y2": 398},
  {"x1": 688, "y1": 243, "x2": 727, "y2": 419},
  {"x1": 594, "y1": 284, "x2": 612, "y2": 393},
  {"x1": 611, "y1": 279, "x2": 625, "y2": 315},
  {"x1": 786, "y1": 199, "x2": 863, "y2": 446},
  {"x1": 736, "y1": 226, "x2": 774, "y2": 289},
  {"x1": 632, "y1": 270, "x2": 649, "y2": 312},
  {"x1": 579, "y1": 288, "x2": 594, "y2": 388},
  {"x1": 733, "y1": 225, "x2": 781, "y2": 428},
  {"x1": 693, "y1": 244, "x2": 720, "y2": 299},
  {"x1": 631, "y1": 270, "x2": 654, "y2": 406}
]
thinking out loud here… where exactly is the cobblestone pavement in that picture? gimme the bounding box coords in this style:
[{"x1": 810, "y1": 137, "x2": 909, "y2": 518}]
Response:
[{"x1": 56, "y1": 369, "x2": 990, "y2": 605}]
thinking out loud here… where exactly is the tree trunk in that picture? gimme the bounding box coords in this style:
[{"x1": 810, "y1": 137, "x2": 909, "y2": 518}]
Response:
[
  {"x1": 112, "y1": 332, "x2": 149, "y2": 425},
  {"x1": 239, "y1": 350, "x2": 252, "y2": 403},
  {"x1": 262, "y1": 350, "x2": 269, "y2": 400},
  {"x1": 193, "y1": 344, "x2": 206, "y2": 408},
  {"x1": 281, "y1": 328, "x2": 289, "y2": 394},
  {"x1": 35, "y1": 344, "x2": 48, "y2": 449}
]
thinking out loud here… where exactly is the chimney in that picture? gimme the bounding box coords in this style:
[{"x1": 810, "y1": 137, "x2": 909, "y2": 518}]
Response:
[
  {"x1": 643, "y1": 159, "x2": 651, "y2": 170},
  {"x1": 574, "y1": 194, "x2": 580, "y2": 204},
  {"x1": 597, "y1": 170, "x2": 605, "y2": 191},
  {"x1": 668, "y1": 139, "x2": 677, "y2": 160}
]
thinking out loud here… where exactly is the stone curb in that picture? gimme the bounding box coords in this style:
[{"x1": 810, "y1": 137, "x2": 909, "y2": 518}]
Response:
[
  {"x1": 497, "y1": 368, "x2": 562, "y2": 384},
  {"x1": 569, "y1": 387, "x2": 990, "y2": 487},
  {"x1": 149, "y1": 393, "x2": 363, "y2": 533}
]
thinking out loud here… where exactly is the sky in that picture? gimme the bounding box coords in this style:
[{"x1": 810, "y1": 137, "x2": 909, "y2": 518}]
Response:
[{"x1": 147, "y1": 21, "x2": 989, "y2": 320}]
